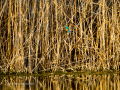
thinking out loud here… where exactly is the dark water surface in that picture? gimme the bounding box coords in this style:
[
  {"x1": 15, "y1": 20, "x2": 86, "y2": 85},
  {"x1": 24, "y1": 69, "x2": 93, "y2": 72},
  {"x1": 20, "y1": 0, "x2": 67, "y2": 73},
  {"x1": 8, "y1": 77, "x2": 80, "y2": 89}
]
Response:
[{"x1": 0, "y1": 72, "x2": 120, "y2": 90}]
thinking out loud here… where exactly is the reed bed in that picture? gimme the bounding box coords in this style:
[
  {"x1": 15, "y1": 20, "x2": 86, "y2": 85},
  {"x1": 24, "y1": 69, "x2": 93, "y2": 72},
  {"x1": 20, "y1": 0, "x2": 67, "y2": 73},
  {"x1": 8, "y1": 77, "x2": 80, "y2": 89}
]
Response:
[{"x1": 0, "y1": 0, "x2": 120, "y2": 74}]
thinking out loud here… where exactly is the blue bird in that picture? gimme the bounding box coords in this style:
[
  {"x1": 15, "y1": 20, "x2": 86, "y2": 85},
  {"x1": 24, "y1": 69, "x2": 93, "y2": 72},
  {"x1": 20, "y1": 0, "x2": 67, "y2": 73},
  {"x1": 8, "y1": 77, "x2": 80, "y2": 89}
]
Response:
[{"x1": 64, "y1": 25, "x2": 69, "y2": 34}]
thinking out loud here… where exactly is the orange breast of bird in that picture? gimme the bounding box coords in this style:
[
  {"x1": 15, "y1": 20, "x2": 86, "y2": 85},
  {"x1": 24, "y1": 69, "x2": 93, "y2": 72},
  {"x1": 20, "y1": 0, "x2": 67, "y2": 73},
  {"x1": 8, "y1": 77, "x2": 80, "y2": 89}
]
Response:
[{"x1": 65, "y1": 28, "x2": 68, "y2": 31}]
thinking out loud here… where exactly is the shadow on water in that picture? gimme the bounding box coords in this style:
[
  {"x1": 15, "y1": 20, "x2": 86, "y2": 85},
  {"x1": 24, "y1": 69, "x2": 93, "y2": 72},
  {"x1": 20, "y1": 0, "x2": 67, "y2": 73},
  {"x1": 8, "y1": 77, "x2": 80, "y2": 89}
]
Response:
[{"x1": 0, "y1": 72, "x2": 120, "y2": 90}]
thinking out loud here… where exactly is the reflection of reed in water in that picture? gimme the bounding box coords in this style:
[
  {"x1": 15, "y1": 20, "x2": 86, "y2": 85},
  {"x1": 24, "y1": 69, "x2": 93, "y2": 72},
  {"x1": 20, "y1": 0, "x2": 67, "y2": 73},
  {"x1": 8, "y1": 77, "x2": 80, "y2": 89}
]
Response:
[{"x1": 0, "y1": 74, "x2": 120, "y2": 90}]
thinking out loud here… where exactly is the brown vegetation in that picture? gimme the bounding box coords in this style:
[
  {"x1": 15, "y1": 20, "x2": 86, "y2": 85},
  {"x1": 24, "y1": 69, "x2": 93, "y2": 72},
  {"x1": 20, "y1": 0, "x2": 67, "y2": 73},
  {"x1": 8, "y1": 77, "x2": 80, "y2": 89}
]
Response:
[{"x1": 0, "y1": 0, "x2": 120, "y2": 74}]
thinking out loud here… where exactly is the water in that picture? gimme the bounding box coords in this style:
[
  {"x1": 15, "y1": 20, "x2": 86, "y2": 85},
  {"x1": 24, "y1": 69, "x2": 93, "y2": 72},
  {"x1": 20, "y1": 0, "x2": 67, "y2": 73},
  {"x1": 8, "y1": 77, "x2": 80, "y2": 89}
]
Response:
[{"x1": 0, "y1": 72, "x2": 120, "y2": 90}]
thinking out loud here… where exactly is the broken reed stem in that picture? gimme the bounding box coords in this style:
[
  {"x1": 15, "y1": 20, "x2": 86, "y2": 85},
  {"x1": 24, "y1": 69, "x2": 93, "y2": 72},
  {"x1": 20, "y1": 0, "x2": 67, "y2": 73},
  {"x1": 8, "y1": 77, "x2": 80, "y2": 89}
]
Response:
[{"x1": 0, "y1": 0, "x2": 120, "y2": 74}]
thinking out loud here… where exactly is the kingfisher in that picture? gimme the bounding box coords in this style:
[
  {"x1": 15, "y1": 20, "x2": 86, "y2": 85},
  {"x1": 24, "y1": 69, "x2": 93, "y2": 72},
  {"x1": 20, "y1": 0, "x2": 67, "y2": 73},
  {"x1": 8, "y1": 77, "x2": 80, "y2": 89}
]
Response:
[{"x1": 64, "y1": 25, "x2": 69, "y2": 34}]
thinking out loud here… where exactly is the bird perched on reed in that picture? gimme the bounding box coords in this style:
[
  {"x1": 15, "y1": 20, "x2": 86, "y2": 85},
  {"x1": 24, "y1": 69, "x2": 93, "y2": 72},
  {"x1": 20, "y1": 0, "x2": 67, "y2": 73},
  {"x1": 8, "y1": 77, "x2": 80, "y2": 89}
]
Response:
[{"x1": 64, "y1": 25, "x2": 69, "y2": 34}]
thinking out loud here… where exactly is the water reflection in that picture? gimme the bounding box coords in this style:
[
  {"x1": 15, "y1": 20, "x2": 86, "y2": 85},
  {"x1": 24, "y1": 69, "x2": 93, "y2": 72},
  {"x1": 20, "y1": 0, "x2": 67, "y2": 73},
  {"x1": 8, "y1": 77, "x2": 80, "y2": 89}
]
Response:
[{"x1": 0, "y1": 73, "x2": 120, "y2": 90}]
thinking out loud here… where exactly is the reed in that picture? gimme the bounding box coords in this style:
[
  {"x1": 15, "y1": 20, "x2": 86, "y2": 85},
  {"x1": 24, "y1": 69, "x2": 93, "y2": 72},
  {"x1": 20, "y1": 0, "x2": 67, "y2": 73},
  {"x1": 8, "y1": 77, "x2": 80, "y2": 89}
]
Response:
[{"x1": 0, "y1": 0, "x2": 120, "y2": 74}]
